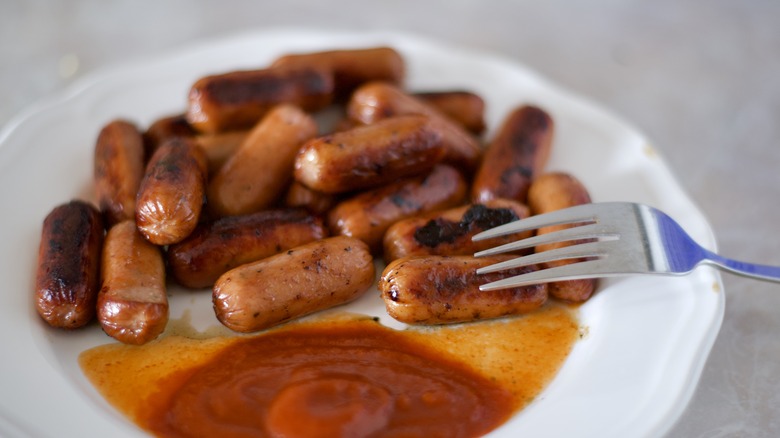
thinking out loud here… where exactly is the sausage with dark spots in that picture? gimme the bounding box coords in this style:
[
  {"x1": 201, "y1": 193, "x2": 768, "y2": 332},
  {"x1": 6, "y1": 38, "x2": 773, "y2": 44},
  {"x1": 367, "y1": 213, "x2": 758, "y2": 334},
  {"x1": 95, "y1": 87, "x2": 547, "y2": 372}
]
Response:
[
  {"x1": 35, "y1": 200, "x2": 104, "y2": 329},
  {"x1": 382, "y1": 199, "x2": 532, "y2": 262},
  {"x1": 379, "y1": 255, "x2": 548, "y2": 324},
  {"x1": 347, "y1": 82, "x2": 483, "y2": 173},
  {"x1": 294, "y1": 115, "x2": 444, "y2": 194},
  {"x1": 186, "y1": 66, "x2": 334, "y2": 133},
  {"x1": 167, "y1": 208, "x2": 327, "y2": 289},
  {"x1": 212, "y1": 236, "x2": 375, "y2": 333},
  {"x1": 327, "y1": 164, "x2": 467, "y2": 252},
  {"x1": 471, "y1": 105, "x2": 554, "y2": 204}
]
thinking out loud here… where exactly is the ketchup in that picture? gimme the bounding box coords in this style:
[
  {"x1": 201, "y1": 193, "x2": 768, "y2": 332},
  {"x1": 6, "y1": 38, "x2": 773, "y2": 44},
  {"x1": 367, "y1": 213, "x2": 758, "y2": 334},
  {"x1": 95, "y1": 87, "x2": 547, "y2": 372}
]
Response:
[{"x1": 80, "y1": 306, "x2": 579, "y2": 437}]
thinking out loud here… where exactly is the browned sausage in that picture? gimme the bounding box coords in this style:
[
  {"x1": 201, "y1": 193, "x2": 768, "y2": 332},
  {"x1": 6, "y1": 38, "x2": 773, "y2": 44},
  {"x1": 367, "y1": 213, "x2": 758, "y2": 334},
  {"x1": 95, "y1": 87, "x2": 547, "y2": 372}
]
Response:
[
  {"x1": 382, "y1": 199, "x2": 531, "y2": 262},
  {"x1": 527, "y1": 172, "x2": 596, "y2": 302},
  {"x1": 379, "y1": 255, "x2": 548, "y2": 324},
  {"x1": 136, "y1": 137, "x2": 208, "y2": 245},
  {"x1": 330, "y1": 116, "x2": 363, "y2": 133},
  {"x1": 213, "y1": 236, "x2": 375, "y2": 333},
  {"x1": 284, "y1": 181, "x2": 340, "y2": 214},
  {"x1": 93, "y1": 119, "x2": 145, "y2": 225},
  {"x1": 143, "y1": 113, "x2": 195, "y2": 159},
  {"x1": 193, "y1": 130, "x2": 249, "y2": 174},
  {"x1": 186, "y1": 66, "x2": 334, "y2": 134},
  {"x1": 97, "y1": 220, "x2": 167, "y2": 344},
  {"x1": 271, "y1": 47, "x2": 404, "y2": 98},
  {"x1": 347, "y1": 82, "x2": 483, "y2": 173},
  {"x1": 35, "y1": 200, "x2": 104, "y2": 329},
  {"x1": 327, "y1": 164, "x2": 467, "y2": 252},
  {"x1": 294, "y1": 115, "x2": 444, "y2": 194},
  {"x1": 167, "y1": 208, "x2": 327, "y2": 289},
  {"x1": 413, "y1": 90, "x2": 486, "y2": 135},
  {"x1": 208, "y1": 105, "x2": 317, "y2": 217},
  {"x1": 471, "y1": 105, "x2": 554, "y2": 204}
]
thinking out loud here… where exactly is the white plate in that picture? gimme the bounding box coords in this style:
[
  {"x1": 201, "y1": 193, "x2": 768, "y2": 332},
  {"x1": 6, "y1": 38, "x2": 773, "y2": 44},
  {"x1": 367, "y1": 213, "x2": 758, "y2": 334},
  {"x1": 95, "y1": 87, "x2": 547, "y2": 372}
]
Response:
[{"x1": 0, "y1": 29, "x2": 724, "y2": 438}]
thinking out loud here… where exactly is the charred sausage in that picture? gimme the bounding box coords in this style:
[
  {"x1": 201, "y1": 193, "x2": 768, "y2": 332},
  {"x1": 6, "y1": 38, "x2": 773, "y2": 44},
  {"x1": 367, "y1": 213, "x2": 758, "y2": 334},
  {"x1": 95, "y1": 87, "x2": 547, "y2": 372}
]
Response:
[
  {"x1": 471, "y1": 105, "x2": 554, "y2": 204},
  {"x1": 382, "y1": 199, "x2": 531, "y2": 262},
  {"x1": 213, "y1": 236, "x2": 375, "y2": 333},
  {"x1": 186, "y1": 66, "x2": 333, "y2": 133},
  {"x1": 294, "y1": 115, "x2": 444, "y2": 194},
  {"x1": 94, "y1": 119, "x2": 145, "y2": 225},
  {"x1": 379, "y1": 255, "x2": 548, "y2": 324},
  {"x1": 167, "y1": 208, "x2": 327, "y2": 289},
  {"x1": 327, "y1": 164, "x2": 467, "y2": 252},
  {"x1": 135, "y1": 137, "x2": 208, "y2": 245},
  {"x1": 35, "y1": 200, "x2": 104, "y2": 329},
  {"x1": 97, "y1": 220, "x2": 167, "y2": 344},
  {"x1": 527, "y1": 172, "x2": 596, "y2": 302}
]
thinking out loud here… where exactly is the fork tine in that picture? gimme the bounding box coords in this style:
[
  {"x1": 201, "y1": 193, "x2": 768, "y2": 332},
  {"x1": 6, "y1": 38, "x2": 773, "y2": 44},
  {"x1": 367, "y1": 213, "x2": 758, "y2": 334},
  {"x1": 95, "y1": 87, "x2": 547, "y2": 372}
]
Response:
[
  {"x1": 472, "y1": 203, "x2": 601, "y2": 241},
  {"x1": 479, "y1": 259, "x2": 610, "y2": 291},
  {"x1": 474, "y1": 223, "x2": 617, "y2": 257},
  {"x1": 476, "y1": 241, "x2": 609, "y2": 274}
]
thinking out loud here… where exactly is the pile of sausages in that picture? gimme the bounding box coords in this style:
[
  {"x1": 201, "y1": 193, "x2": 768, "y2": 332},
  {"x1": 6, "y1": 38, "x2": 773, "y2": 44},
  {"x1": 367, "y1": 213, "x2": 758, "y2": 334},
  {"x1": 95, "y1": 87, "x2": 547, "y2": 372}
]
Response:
[{"x1": 34, "y1": 47, "x2": 595, "y2": 345}]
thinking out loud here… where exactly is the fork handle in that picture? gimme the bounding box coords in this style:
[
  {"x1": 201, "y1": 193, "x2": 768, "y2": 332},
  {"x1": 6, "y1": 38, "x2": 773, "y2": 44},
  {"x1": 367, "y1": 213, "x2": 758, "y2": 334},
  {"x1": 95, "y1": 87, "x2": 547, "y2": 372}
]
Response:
[{"x1": 703, "y1": 250, "x2": 780, "y2": 283}]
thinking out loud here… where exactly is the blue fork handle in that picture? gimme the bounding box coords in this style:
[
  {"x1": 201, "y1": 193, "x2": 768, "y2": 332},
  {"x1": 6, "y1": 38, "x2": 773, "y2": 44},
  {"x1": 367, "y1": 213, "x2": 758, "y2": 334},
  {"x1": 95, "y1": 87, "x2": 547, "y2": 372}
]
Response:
[{"x1": 703, "y1": 250, "x2": 780, "y2": 283}]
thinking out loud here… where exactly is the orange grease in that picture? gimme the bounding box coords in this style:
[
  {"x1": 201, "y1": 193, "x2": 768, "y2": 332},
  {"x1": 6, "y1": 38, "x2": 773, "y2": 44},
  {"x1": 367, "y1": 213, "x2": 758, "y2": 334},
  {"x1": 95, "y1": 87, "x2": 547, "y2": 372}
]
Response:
[{"x1": 80, "y1": 305, "x2": 579, "y2": 437}]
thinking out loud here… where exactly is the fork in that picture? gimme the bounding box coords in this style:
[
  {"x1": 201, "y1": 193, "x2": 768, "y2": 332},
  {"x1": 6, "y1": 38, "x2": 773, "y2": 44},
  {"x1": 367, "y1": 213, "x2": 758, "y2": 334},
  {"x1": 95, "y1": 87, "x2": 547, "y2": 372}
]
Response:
[{"x1": 471, "y1": 202, "x2": 780, "y2": 291}]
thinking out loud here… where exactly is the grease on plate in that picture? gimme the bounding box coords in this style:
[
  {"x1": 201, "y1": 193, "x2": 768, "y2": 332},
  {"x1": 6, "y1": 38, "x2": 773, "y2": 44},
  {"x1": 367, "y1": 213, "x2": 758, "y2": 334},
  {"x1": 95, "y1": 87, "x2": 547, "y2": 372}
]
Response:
[{"x1": 79, "y1": 304, "x2": 579, "y2": 437}]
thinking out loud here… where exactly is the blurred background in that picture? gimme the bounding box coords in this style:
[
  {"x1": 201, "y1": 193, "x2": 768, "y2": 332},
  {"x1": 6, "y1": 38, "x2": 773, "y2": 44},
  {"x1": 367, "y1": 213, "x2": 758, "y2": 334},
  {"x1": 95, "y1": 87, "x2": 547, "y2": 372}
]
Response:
[{"x1": 2, "y1": 1, "x2": 778, "y2": 436}]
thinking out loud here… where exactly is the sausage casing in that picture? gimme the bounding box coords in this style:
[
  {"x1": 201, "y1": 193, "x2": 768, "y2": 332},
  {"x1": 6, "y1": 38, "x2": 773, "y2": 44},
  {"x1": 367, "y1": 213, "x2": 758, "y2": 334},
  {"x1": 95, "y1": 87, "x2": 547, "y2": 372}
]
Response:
[
  {"x1": 271, "y1": 47, "x2": 404, "y2": 98},
  {"x1": 186, "y1": 66, "x2": 333, "y2": 133},
  {"x1": 527, "y1": 172, "x2": 596, "y2": 302},
  {"x1": 136, "y1": 137, "x2": 208, "y2": 245},
  {"x1": 194, "y1": 130, "x2": 249, "y2": 174},
  {"x1": 379, "y1": 255, "x2": 548, "y2": 324},
  {"x1": 347, "y1": 82, "x2": 482, "y2": 173},
  {"x1": 294, "y1": 115, "x2": 444, "y2": 194},
  {"x1": 327, "y1": 164, "x2": 467, "y2": 252},
  {"x1": 382, "y1": 199, "x2": 531, "y2": 262},
  {"x1": 97, "y1": 220, "x2": 167, "y2": 344},
  {"x1": 284, "y1": 181, "x2": 340, "y2": 214},
  {"x1": 35, "y1": 200, "x2": 104, "y2": 329},
  {"x1": 413, "y1": 90, "x2": 486, "y2": 135},
  {"x1": 167, "y1": 208, "x2": 327, "y2": 289},
  {"x1": 213, "y1": 236, "x2": 375, "y2": 333},
  {"x1": 471, "y1": 105, "x2": 554, "y2": 204},
  {"x1": 207, "y1": 104, "x2": 317, "y2": 217},
  {"x1": 143, "y1": 113, "x2": 195, "y2": 159},
  {"x1": 94, "y1": 119, "x2": 145, "y2": 225}
]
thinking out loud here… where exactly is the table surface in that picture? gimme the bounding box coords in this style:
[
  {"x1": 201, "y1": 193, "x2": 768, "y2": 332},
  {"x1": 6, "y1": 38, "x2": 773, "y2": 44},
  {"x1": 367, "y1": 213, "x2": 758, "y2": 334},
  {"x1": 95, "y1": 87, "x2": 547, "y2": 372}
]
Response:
[{"x1": 2, "y1": 1, "x2": 779, "y2": 436}]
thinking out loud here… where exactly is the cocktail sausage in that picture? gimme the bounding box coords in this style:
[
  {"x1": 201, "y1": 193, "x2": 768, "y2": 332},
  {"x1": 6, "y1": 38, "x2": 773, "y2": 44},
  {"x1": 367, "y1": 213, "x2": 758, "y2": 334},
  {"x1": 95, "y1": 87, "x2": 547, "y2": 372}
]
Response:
[
  {"x1": 35, "y1": 200, "x2": 103, "y2": 329},
  {"x1": 213, "y1": 236, "x2": 375, "y2": 333}
]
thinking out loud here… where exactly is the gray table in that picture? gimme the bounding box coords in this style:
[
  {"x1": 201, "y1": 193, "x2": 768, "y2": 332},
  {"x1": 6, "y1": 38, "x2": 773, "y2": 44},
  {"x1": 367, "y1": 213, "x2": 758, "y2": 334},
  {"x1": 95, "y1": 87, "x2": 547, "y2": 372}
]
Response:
[{"x1": 2, "y1": 1, "x2": 778, "y2": 436}]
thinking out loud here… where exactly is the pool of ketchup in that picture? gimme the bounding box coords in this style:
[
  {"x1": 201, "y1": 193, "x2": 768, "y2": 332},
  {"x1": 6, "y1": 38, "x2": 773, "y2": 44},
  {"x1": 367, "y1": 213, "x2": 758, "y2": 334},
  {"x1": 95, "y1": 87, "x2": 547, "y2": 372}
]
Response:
[{"x1": 80, "y1": 305, "x2": 580, "y2": 437}]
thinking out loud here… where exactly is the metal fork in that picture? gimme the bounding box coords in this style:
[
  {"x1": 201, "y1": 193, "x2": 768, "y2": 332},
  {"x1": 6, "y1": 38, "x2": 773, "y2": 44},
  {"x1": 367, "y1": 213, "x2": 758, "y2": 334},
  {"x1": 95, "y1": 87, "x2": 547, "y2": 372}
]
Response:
[{"x1": 472, "y1": 202, "x2": 780, "y2": 291}]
